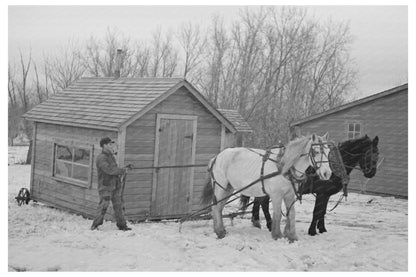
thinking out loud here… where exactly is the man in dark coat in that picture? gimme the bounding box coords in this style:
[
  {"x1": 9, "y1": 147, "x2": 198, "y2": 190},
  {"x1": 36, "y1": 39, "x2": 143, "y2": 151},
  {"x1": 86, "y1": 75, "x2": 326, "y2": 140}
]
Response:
[{"x1": 91, "y1": 137, "x2": 131, "y2": 231}]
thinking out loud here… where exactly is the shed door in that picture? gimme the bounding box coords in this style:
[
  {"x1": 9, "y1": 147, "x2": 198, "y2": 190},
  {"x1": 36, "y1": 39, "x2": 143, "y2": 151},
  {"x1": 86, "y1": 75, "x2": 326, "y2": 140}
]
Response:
[{"x1": 151, "y1": 114, "x2": 197, "y2": 217}]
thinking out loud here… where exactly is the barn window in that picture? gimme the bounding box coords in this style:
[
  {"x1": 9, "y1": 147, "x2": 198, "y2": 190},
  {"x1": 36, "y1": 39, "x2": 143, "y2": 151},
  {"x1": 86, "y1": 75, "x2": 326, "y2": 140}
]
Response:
[
  {"x1": 347, "y1": 123, "x2": 361, "y2": 139},
  {"x1": 53, "y1": 143, "x2": 92, "y2": 187}
]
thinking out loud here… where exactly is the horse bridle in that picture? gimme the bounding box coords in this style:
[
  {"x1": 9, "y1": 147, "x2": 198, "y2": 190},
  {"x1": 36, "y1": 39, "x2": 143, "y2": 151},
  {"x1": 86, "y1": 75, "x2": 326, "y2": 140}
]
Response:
[
  {"x1": 340, "y1": 143, "x2": 378, "y2": 175},
  {"x1": 290, "y1": 141, "x2": 333, "y2": 181}
]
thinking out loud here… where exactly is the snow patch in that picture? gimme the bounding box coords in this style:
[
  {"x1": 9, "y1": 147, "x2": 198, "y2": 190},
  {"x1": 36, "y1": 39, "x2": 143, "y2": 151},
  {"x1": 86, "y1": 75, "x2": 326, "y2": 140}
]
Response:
[{"x1": 8, "y1": 165, "x2": 408, "y2": 271}]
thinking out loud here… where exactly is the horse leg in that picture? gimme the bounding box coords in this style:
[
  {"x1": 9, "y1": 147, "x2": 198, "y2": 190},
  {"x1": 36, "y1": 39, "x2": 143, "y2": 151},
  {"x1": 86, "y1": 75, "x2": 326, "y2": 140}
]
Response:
[
  {"x1": 317, "y1": 194, "x2": 330, "y2": 233},
  {"x1": 308, "y1": 193, "x2": 325, "y2": 236},
  {"x1": 283, "y1": 193, "x2": 298, "y2": 242},
  {"x1": 270, "y1": 194, "x2": 284, "y2": 240},
  {"x1": 212, "y1": 185, "x2": 233, "y2": 239},
  {"x1": 212, "y1": 203, "x2": 226, "y2": 239}
]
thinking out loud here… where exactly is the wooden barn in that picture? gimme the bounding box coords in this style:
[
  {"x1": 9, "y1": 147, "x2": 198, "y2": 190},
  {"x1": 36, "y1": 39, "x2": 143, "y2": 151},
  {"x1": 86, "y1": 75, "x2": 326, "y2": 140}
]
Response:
[
  {"x1": 290, "y1": 84, "x2": 408, "y2": 198},
  {"x1": 22, "y1": 77, "x2": 246, "y2": 221}
]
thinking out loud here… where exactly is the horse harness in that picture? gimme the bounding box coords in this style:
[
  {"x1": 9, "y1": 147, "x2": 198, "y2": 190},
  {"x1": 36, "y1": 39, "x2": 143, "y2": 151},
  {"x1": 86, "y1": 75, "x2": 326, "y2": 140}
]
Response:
[
  {"x1": 207, "y1": 144, "x2": 309, "y2": 204},
  {"x1": 340, "y1": 143, "x2": 378, "y2": 175}
]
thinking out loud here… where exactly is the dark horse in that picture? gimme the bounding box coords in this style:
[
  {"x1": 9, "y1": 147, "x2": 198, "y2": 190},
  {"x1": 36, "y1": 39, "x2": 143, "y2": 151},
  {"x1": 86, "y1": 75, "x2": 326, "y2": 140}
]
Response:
[{"x1": 242, "y1": 135, "x2": 379, "y2": 236}]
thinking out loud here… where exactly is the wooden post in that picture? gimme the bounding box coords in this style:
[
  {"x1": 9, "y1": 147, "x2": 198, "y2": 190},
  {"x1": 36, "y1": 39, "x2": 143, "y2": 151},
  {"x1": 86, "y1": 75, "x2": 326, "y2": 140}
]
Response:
[{"x1": 117, "y1": 126, "x2": 126, "y2": 167}]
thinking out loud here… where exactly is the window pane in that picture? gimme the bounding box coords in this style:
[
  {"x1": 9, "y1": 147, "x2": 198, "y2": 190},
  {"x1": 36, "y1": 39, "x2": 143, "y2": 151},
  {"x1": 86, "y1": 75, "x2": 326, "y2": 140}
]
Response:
[
  {"x1": 355, "y1": 132, "x2": 361, "y2": 138},
  {"x1": 73, "y1": 165, "x2": 89, "y2": 182},
  {"x1": 348, "y1": 132, "x2": 354, "y2": 139},
  {"x1": 355, "y1": 124, "x2": 361, "y2": 131},
  {"x1": 56, "y1": 145, "x2": 72, "y2": 161},
  {"x1": 55, "y1": 160, "x2": 72, "y2": 178},
  {"x1": 348, "y1": 124, "x2": 354, "y2": 131},
  {"x1": 74, "y1": 148, "x2": 90, "y2": 165}
]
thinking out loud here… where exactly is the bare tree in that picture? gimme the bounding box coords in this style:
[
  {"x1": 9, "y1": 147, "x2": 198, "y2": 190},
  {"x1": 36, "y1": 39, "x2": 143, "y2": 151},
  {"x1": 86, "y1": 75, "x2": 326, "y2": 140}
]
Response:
[
  {"x1": 201, "y1": 15, "x2": 229, "y2": 108},
  {"x1": 48, "y1": 40, "x2": 85, "y2": 91},
  {"x1": 198, "y1": 7, "x2": 356, "y2": 147},
  {"x1": 8, "y1": 63, "x2": 19, "y2": 146},
  {"x1": 33, "y1": 62, "x2": 44, "y2": 103},
  {"x1": 8, "y1": 63, "x2": 18, "y2": 108},
  {"x1": 149, "y1": 29, "x2": 179, "y2": 77},
  {"x1": 177, "y1": 22, "x2": 206, "y2": 78},
  {"x1": 83, "y1": 28, "x2": 133, "y2": 77},
  {"x1": 17, "y1": 49, "x2": 32, "y2": 113}
]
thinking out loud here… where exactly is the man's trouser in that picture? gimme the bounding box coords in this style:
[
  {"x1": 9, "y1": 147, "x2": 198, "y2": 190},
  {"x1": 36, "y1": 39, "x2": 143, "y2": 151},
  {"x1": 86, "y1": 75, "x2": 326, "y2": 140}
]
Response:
[
  {"x1": 252, "y1": 196, "x2": 272, "y2": 223},
  {"x1": 91, "y1": 185, "x2": 127, "y2": 229}
]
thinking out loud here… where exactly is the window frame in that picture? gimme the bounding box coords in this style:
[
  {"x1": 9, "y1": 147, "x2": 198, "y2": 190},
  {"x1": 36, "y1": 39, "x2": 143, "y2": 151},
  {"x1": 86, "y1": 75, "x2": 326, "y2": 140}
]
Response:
[
  {"x1": 347, "y1": 122, "x2": 362, "y2": 139},
  {"x1": 52, "y1": 141, "x2": 94, "y2": 188}
]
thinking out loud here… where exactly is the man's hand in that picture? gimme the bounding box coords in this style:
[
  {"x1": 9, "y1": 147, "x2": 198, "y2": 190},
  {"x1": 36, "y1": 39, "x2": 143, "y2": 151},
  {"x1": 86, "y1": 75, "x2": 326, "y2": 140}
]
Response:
[{"x1": 125, "y1": 164, "x2": 134, "y2": 170}]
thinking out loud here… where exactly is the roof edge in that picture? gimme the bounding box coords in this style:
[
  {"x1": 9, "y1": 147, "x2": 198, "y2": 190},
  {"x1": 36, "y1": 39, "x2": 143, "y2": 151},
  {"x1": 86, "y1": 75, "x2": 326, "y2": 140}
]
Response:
[
  {"x1": 22, "y1": 117, "x2": 119, "y2": 132},
  {"x1": 119, "y1": 80, "x2": 238, "y2": 133},
  {"x1": 182, "y1": 81, "x2": 237, "y2": 133},
  {"x1": 290, "y1": 83, "x2": 408, "y2": 127}
]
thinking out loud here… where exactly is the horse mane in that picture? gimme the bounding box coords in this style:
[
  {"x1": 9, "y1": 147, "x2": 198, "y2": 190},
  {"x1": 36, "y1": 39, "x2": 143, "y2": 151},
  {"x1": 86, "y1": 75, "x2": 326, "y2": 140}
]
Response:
[
  {"x1": 339, "y1": 135, "x2": 371, "y2": 154},
  {"x1": 281, "y1": 135, "x2": 311, "y2": 175}
]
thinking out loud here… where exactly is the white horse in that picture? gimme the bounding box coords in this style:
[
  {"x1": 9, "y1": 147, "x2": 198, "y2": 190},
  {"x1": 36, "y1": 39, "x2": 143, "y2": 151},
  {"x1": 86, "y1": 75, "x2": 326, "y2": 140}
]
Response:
[{"x1": 201, "y1": 133, "x2": 332, "y2": 242}]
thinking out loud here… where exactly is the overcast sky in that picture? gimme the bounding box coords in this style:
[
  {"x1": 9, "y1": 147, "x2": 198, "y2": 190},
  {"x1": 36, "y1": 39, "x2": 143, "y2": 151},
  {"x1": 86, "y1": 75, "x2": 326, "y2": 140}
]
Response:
[{"x1": 8, "y1": 5, "x2": 408, "y2": 98}]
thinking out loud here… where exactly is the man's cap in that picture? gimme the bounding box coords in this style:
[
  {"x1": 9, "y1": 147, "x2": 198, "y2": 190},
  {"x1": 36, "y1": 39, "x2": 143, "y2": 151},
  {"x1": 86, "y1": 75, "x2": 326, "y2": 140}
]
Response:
[{"x1": 100, "y1": 137, "x2": 115, "y2": 147}]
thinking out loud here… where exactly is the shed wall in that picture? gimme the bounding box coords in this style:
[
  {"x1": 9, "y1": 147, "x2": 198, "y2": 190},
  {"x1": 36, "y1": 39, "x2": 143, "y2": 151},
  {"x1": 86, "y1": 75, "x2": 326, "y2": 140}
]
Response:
[
  {"x1": 31, "y1": 122, "x2": 118, "y2": 218},
  {"x1": 293, "y1": 90, "x2": 408, "y2": 197},
  {"x1": 124, "y1": 86, "x2": 222, "y2": 220}
]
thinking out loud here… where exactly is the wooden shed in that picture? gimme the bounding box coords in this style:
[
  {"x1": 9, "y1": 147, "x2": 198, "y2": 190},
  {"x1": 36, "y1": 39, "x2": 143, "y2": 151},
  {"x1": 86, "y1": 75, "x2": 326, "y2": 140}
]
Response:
[
  {"x1": 23, "y1": 77, "x2": 239, "y2": 221},
  {"x1": 290, "y1": 84, "x2": 408, "y2": 198},
  {"x1": 218, "y1": 109, "x2": 253, "y2": 148}
]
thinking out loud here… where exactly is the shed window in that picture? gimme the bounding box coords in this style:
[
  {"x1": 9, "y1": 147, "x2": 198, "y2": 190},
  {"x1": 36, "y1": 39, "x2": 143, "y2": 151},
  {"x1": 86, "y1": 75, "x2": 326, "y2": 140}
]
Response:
[
  {"x1": 347, "y1": 123, "x2": 361, "y2": 139},
  {"x1": 53, "y1": 143, "x2": 92, "y2": 187}
]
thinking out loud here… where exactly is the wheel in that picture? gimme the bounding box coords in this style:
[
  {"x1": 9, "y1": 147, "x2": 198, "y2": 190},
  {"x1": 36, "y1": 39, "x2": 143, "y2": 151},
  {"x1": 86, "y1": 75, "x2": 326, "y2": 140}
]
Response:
[{"x1": 15, "y1": 188, "x2": 30, "y2": 206}]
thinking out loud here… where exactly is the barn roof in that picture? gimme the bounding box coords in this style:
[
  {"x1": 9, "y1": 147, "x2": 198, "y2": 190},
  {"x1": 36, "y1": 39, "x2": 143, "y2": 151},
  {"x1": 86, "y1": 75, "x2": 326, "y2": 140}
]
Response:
[
  {"x1": 218, "y1": 109, "x2": 253, "y2": 133},
  {"x1": 23, "y1": 78, "x2": 236, "y2": 132},
  {"x1": 290, "y1": 83, "x2": 408, "y2": 127}
]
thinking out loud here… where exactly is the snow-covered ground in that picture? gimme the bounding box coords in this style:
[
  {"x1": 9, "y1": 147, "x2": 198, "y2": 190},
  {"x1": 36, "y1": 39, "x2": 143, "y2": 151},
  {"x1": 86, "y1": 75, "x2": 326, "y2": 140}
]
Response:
[
  {"x1": 8, "y1": 146, "x2": 29, "y2": 165},
  {"x1": 8, "y1": 164, "x2": 408, "y2": 271}
]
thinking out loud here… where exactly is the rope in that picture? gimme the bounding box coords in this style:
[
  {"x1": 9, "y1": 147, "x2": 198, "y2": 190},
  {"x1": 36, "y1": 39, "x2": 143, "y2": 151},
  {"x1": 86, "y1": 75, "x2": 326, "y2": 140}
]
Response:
[
  {"x1": 129, "y1": 164, "x2": 208, "y2": 170},
  {"x1": 178, "y1": 170, "x2": 281, "y2": 224},
  {"x1": 327, "y1": 194, "x2": 345, "y2": 212}
]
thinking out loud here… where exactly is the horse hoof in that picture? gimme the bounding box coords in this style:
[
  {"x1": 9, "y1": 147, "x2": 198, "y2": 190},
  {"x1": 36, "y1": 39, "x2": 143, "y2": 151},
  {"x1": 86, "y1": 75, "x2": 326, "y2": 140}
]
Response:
[
  {"x1": 288, "y1": 237, "x2": 298, "y2": 243},
  {"x1": 308, "y1": 229, "x2": 317, "y2": 236},
  {"x1": 216, "y1": 230, "x2": 226, "y2": 239},
  {"x1": 272, "y1": 233, "x2": 283, "y2": 240},
  {"x1": 252, "y1": 220, "x2": 261, "y2": 229},
  {"x1": 319, "y1": 228, "x2": 327, "y2": 233}
]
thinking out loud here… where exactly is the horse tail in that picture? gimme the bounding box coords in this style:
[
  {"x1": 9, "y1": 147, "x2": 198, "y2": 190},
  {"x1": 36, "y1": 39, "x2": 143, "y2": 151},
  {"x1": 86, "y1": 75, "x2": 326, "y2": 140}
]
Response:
[
  {"x1": 200, "y1": 177, "x2": 213, "y2": 205},
  {"x1": 239, "y1": 195, "x2": 250, "y2": 212}
]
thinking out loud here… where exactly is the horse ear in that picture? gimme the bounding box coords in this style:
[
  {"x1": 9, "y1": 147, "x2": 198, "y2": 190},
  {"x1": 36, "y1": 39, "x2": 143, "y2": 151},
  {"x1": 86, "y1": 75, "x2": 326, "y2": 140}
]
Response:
[
  {"x1": 322, "y1": 132, "x2": 329, "y2": 141},
  {"x1": 311, "y1": 133, "x2": 317, "y2": 142},
  {"x1": 373, "y1": 136, "x2": 379, "y2": 146}
]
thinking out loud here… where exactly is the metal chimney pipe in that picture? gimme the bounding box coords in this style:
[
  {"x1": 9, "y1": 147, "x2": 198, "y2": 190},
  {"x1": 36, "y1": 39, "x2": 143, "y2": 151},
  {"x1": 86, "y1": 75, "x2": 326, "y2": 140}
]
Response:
[{"x1": 114, "y1": 49, "x2": 122, "y2": 78}]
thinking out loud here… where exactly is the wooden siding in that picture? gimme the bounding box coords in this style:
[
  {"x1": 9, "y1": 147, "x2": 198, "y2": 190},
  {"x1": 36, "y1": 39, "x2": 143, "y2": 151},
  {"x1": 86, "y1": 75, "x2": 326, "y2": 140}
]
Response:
[
  {"x1": 124, "y1": 86, "x2": 222, "y2": 220},
  {"x1": 31, "y1": 122, "x2": 118, "y2": 218},
  {"x1": 293, "y1": 90, "x2": 408, "y2": 197}
]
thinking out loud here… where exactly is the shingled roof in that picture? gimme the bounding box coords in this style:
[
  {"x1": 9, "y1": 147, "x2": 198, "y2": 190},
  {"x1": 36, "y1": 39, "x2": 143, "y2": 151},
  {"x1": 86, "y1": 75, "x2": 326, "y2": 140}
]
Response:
[
  {"x1": 23, "y1": 78, "x2": 236, "y2": 132},
  {"x1": 218, "y1": 109, "x2": 253, "y2": 133}
]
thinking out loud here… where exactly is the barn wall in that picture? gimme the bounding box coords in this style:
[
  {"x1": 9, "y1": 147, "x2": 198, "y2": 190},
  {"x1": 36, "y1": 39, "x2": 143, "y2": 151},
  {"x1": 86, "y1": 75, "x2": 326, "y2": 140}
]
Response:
[
  {"x1": 124, "y1": 86, "x2": 222, "y2": 220},
  {"x1": 294, "y1": 90, "x2": 408, "y2": 197},
  {"x1": 31, "y1": 122, "x2": 118, "y2": 218}
]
